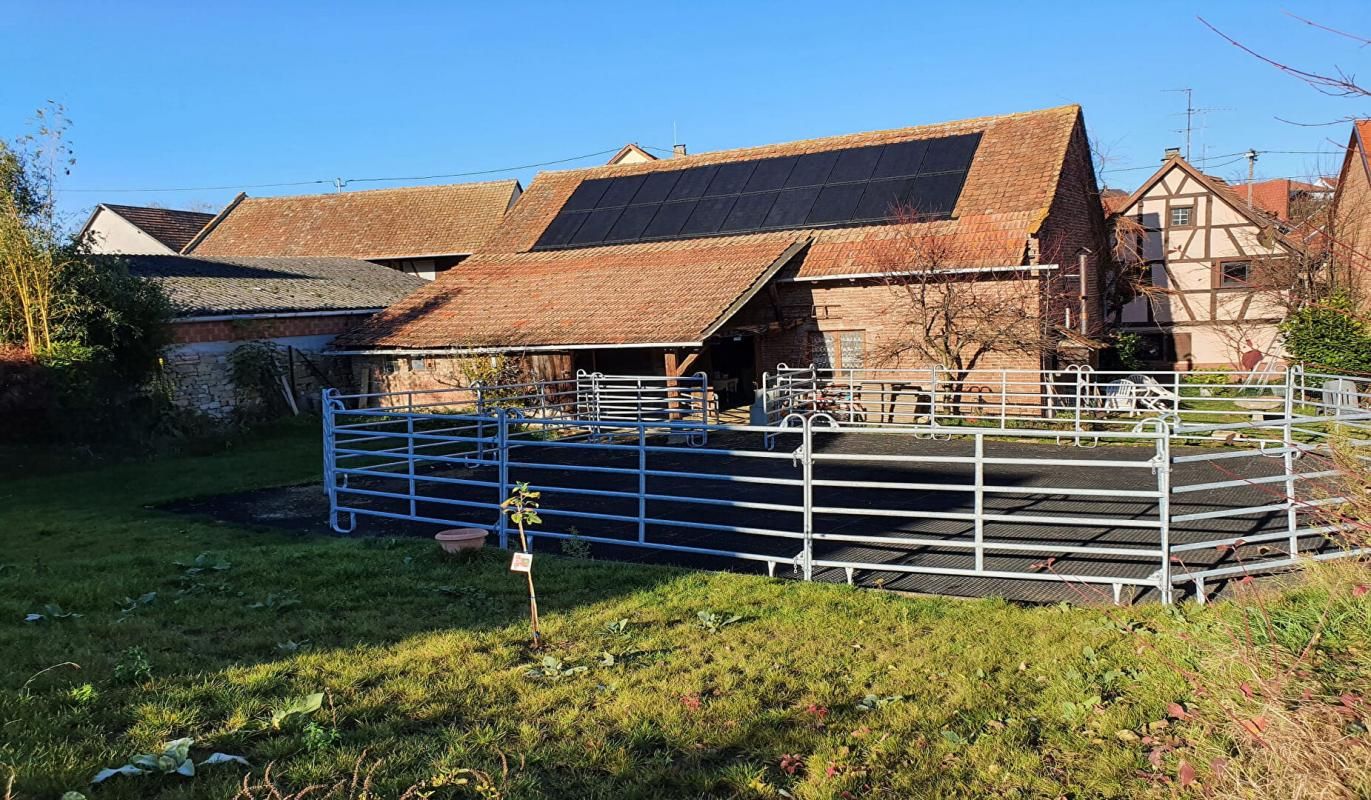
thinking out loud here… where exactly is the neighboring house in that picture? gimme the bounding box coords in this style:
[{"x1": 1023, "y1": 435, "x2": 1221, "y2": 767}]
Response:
[
  {"x1": 333, "y1": 105, "x2": 1109, "y2": 403},
  {"x1": 1112, "y1": 152, "x2": 1303, "y2": 370},
  {"x1": 1331, "y1": 120, "x2": 1371, "y2": 306},
  {"x1": 1238, "y1": 177, "x2": 1333, "y2": 223},
  {"x1": 607, "y1": 143, "x2": 658, "y2": 165},
  {"x1": 78, "y1": 204, "x2": 217, "y2": 255},
  {"x1": 1100, "y1": 188, "x2": 1130, "y2": 216},
  {"x1": 117, "y1": 254, "x2": 424, "y2": 415},
  {"x1": 183, "y1": 180, "x2": 521, "y2": 280}
]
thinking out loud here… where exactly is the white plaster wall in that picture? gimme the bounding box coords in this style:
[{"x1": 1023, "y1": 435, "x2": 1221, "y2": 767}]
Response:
[
  {"x1": 1115, "y1": 163, "x2": 1290, "y2": 366},
  {"x1": 83, "y1": 208, "x2": 177, "y2": 255}
]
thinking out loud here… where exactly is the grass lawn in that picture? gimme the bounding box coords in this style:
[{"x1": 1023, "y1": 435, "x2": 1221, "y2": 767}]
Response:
[{"x1": 1, "y1": 421, "x2": 1368, "y2": 799}]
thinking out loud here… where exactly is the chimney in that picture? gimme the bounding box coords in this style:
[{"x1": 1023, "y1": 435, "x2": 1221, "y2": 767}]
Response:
[
  {"x1": 1163, "y1": 147, "x2": 1181, "y2": 161},
  {"x1": 672, "y1": 143, "x2": 688, "y2": 158}
]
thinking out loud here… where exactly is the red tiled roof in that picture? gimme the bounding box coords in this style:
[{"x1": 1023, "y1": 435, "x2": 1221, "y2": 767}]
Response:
[
  {"x1": 342, "y1": 105, "x2": 1084, "y2": 350},
  {"x1": 186, "y1": 180, "x2": 519, "y2": 260},
  {"x1": 481, "y1": 105, "x2": 1081, "y2": 277},
  {"x1": 1234, "y1": 178, "x2": 1327, "y2": 221},
  {"x1": 102, "y1": 204, "x2": 216, "y2": 251},
  {"x1": 1100, "y1": 189, "x2": 1130, "y2": 215},
  {"x1": 335, "y1": 234, "x2": 808, "y2": 349}
]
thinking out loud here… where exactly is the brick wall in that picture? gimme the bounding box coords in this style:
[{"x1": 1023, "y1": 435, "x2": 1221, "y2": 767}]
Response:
[
  {"x1": 1034, "y1": 114, "x2": 1111, "y2": 342},
  {"x1": 350, "y1": 353, "x2": 574, "y2": 409},
  {"x1": 733, "y1": 276, "x2": 1048, "y2": 375},
  {"x1": 1334, "y1": 144, "x2": 1371, "y2": 307},
  {"x1": 171, "y1": 313, "x2": 366, "y2": 344}
]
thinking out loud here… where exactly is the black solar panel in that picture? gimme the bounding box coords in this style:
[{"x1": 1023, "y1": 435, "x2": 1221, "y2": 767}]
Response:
[
  {"x1": 597, "y1": 174, "x2": 646, "y2": 208},
  {"x1": 641, "y1": 200, "x2": 696, "y2": 238},
  {"x1": 532, "y1": 132, "x2": 981, "y2": 250},
  {"x1": 680, "y1": 196, "x2": 736, "y2": 236},
  {"x1": 763, "y1": 187, "x2": 821, "y2": 228}
]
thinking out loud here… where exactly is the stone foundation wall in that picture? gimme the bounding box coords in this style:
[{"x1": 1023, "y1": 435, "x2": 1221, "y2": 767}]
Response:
[
  {"x1": 162, "y1": 316, "x2": 367, "y2": 417},
  {"x1": 163, "y1": 340, "x2": 357, "y2": 417}
]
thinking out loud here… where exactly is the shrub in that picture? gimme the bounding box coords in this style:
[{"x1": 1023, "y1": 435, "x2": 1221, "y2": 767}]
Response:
[
  {"x1": 1279, "y1": 293, "x2": 1371, "y2": 374},
  {"x1": 229, "y1": 341, "x2": 293, "y2": 420},
  {"x1": 0, "y1": 344, "x2": 48, "y2": 438},
  {"x1": 1108, "y1": 331, "x2": 1145, "y2": 371}
]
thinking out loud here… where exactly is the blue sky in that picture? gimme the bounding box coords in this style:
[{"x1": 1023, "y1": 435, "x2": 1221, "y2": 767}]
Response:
[{"x1": 3, "y1": 0, "x2": 1367, "y2": 224}]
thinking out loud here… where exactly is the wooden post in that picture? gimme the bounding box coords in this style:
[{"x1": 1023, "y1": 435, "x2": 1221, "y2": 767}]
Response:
[{"x1": 663, "y1": 348, "x2": 702, "y2": 421}]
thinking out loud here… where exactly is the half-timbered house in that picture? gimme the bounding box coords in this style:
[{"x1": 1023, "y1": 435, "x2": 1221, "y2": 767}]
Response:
[{"x1": 1113, "y1": 152, "x2": 1303, "y2": 370}]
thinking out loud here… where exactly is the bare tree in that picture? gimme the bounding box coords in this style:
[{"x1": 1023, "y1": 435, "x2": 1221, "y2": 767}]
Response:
[{"x1": 857, "y1": 210, "x2": 1061, "y2": 412}]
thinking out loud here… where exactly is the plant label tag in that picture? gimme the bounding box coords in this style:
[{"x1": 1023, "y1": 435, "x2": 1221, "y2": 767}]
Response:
[{"x1": 510, "y1": 552, "x2": 533, "y2": 573}]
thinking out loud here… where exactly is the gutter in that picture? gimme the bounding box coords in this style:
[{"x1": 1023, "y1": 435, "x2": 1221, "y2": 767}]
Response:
[
  {"x1": 176, "y1": 308, "x2": 382, "y2": 323},
  {"x1": 329, "y1": 341, "x2": 705, "y2": 357},
  {"x1": 782, "y1": 263, "x2": 1060, "y2": 283}
]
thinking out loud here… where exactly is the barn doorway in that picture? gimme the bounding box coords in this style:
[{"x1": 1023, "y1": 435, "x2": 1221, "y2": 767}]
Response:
[{"x1": 705, "y1": 334, "x2": 758, "y2": 410}]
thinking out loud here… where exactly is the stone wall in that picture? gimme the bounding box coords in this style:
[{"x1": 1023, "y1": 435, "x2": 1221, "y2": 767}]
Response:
[{"x1": 162, "y1": 314, "x2": 368, "y2": 417}]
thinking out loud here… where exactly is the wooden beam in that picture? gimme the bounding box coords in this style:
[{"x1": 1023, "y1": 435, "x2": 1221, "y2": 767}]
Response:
[{"x1": 664, "y1": 348, "x2": 702, "y2": 377}]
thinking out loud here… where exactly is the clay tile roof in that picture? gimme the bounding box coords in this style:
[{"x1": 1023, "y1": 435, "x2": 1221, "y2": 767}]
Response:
[
  {"x1": 482, "y1": 105, "x2": 1081, "y2": 273},
  {"x1": 113, "y1": 254, "x2": 425, "y2": 317},
  {"x1": 334, "y1": 234, "x2": 809, "y2": 350},
  {"x1": 186, "y1": 180, "x2": 520, "y2": 260},
  {"x1": 1236, "y1": 178, "x2": 1327, "y2": 222},
  {"x1": 340, "y1": 105, "x2": 1085, "y2": 351},
  {"x1": 102, "y1": 204, "x2": 217, "y2": 251},
  {"x1": 1100, "y1": 189, "x2": 1130, "y2": 215}
]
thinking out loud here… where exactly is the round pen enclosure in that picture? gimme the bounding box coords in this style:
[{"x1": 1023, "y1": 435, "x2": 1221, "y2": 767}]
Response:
[{"x1": 322, "y1": 365, "x2": 1370, "y2": 604}]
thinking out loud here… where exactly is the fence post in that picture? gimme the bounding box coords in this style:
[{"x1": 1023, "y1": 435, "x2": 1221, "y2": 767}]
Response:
[
  {"x1": 974, "y1": 432, "x2": 985, "y2": 572},
  {"x1": 1154, "y1": 424, "x2": 1173, "y2": 604},
  {"x1": 932, "y1": 365, "x2": 940, "y2": 427},
  {"x1": 848, "y1": 368, "x2": 856, "y2": 422},
  {"x1": 472, "y1": 381, "x2": 487, "y2": 460},
  {"x1": 496, "y1": 409, "x2": 510, "y2": 550},
  {"x1": 321, "y1": 388, "x2": 335, "y2": 497},
  {"x1": 999, "y1": 371, "x2": 1008, "y2": 428},
  {"x1": 801, "y1": 416, "x2": 814, "y2": 581},
  {"x1": 406, "y1": 410, "x2": 417, "y2": 518},
  {"x1": 638, "y1": 422, "x2": 648, "y2": 543},
  {"x1": 1073, "y1": 369, "x2": 1084, "y2": 445},
  {"x1": 1283, "y1": 365, "x2": 1299, "y2": 556}
]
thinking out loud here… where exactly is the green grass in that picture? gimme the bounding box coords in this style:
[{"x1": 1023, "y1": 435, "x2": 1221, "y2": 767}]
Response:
[{"x1": 0, "y1": 422, "x2": 1366, "y2": 799}]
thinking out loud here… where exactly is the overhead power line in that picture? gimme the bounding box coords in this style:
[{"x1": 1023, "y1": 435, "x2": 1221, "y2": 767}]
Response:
[
  {"x1": 56, "y1": 147, "x2": 624, "y2": 195},
  {"x1": 1100, "y1": 149, "x2": 1340, "y2": 175}
]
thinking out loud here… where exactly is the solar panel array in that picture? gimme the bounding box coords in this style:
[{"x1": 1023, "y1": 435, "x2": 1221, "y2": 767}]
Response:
[{"x1": 532, "y1": 132, "x2": 983, "y2": 250}]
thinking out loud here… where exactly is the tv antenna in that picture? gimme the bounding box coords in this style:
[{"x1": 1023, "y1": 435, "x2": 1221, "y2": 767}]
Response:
[{"x1": 1164, "y1": 88, "x2": 1229, "y2": 160}]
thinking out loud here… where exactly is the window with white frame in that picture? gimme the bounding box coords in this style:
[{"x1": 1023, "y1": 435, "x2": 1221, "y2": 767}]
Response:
[
  {"x1": 808, "y1": 330, "x2": 865, "y2": 369},
  {"x1": 1169, "y1": 205, "x2": 1193, "y2": 227}
]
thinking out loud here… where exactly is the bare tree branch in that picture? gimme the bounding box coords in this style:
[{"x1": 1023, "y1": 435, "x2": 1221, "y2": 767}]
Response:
[{"x1": 1198, "y1": 16, "x2": 1369, "y2": 99}]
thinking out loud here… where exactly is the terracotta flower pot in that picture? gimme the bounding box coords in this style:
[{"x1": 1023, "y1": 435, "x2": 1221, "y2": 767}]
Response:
[{"x1": 435, "y1": 528, "x2": 488, "y2": 553}]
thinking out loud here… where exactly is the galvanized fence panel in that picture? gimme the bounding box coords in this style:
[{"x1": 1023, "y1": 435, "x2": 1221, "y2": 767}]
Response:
[{"x1": 322, "y1": 366, "x2": 1370, "y2": 604}]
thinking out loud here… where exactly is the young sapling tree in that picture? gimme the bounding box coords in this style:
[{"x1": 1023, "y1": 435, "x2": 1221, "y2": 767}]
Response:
[{"x1": 501, "y1": 481, "x2": 544, "y2": 650}]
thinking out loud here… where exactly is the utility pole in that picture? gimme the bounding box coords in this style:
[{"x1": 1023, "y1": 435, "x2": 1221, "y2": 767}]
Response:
[
  {"x1": 1245, "y1": 150, "x2": 1258, "y2": 208},
  {"x1": 334, "y1": 177, "x2": 346, "y2": 193}
]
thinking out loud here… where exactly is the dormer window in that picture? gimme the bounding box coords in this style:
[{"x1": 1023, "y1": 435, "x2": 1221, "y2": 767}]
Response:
[{"x1": 1169, "y1": 205, "x2": 1194, "y2": 227}]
